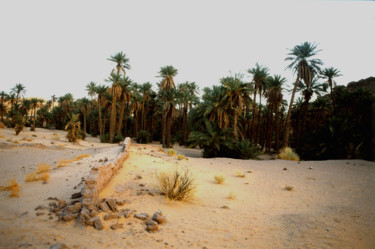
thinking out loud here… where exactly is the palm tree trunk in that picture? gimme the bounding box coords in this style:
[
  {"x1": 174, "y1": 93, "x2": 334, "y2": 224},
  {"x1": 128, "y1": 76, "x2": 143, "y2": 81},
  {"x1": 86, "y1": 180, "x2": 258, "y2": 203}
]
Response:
[
  {"x1": 283, "y1": 75, "x2": 299, "y2": 148},
  {"x1": 117, "y1": 100, "x2": 126, "y2": 136},
  {"x1": 83, "y1": 110, "x2": 87, "y2": 134},
  {"x1": 98, "y1": 98, "x2": 103, "y2": 136},
  {"x1": 182, "y1": 105, "x2": 188, "y2": 145},
  {"x1": 256, "y1": 92, "x2": 262, "y2": 144},
  {"x1": 234, "y1": 112, "x2": 238, "y2": 138},
  {"x1": 166, "y1": 108, "x2": 173, "y2": 148},
  {"x1": 251, "y1": 91, "x2": 257, "y2": 142},
  {"x1": 32, "y1": 108, "x2": 36, "y2": 131},
  {"x1": 274, "y1": 104, "x2": 280, "y2": 153},
  {"x1": 109, "y1": 94, "x2": 117, "y2": 143}
]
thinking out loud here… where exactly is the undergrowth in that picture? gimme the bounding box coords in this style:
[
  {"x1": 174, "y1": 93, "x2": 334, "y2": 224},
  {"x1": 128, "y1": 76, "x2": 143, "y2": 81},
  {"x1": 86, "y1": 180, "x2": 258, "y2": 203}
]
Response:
[{"x1": 278, "y1": 147, "x2": 300, "y2": 161}]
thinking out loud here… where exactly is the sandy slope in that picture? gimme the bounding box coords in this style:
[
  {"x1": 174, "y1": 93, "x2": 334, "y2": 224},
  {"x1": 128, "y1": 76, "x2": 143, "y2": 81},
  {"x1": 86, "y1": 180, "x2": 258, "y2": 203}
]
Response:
[{"x1": 0, "y1": 127, "x2": 374, "y2": 249}]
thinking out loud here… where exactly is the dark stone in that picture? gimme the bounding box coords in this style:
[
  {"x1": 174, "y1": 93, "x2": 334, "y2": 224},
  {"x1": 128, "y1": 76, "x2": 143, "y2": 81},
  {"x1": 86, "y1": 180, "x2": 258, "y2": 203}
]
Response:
[
  {"x1": 94, "y1": 217, "x2": 104, "y2": 230},
  {"x1": 106, "y1": 199, "x2": 117, "y2": 212},
  {"x1": 70, "y1": 199, "x2": 80, "y2": 205},
  {"x1": 35, "y1": 205, "x2": 48, "y2": 211},
  {"x1": 110, "y1": 223, "x2": 124, "y2": 230},
  {"x1": 71, "y1": 192, "x2": 82, "y2": 199},
  {"x1": 72, "y1": 202, "x2": 82, "y2": 213},
  {"x1": 146, "y1": 220, "x2": 158, "y2": 232},
  {"x1": 49, "y1": 202, "x2": 57, "y2": 207},
  {"x1": 152, "y1": 212, "x2": 167, "y2": 224},
  {"x1": 134, "y1": 213, "x2": 149, "y2": 220},
  {"x1": 86, "y1": 217, "x2": 96, "y2": 226},
  {"x1": 47, "y1": 197, "x2": 59, "y2": 201},
  {"x1": 90, "y1": 209, "x2": 98, "y2": 217},
  {"x1": 62, "y1": 214, "x2": 75, "y2": 221},
  {"x1": 58, "y1": 200, "x2": 67, "y2": 209},
  {"x1": 36, "y1": 212, "x2": 44, "y2": 216},
  {"x1": 122, "y1": 209, "x2": 135, "y2": 218},
  {"x1": 139, "y1": 183, "x2": 145, "y2": 187},
  {"x1": 80, "y1": 207, "x2": 90, "y2": 220}
]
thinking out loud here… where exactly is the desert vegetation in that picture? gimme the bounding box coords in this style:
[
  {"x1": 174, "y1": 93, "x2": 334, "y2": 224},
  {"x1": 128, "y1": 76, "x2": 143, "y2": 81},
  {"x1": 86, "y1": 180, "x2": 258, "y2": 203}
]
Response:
[{"x1": 0, "y1": 43, "x2": 373, "y2": 160}]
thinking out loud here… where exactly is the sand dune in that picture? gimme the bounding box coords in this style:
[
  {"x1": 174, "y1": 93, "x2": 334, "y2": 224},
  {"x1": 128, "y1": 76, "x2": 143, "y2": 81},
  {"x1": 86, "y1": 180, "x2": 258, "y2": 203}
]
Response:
[{"x1": 0, "y1": 127, "x2": 374, "y2": 249}]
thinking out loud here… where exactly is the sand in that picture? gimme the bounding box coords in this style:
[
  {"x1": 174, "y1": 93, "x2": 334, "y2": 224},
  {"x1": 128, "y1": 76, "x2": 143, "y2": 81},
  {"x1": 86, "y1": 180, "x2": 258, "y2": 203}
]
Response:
[{"x1": 0, "y1": 127, "x2": 374, "y2": 249}]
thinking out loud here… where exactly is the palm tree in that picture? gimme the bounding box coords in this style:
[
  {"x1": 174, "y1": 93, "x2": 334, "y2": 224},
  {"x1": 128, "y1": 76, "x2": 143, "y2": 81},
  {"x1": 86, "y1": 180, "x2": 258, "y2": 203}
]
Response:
[
  {"x1": 117, "y1": 77, "x2": 133, "y2": 136},
  {"x1": 51, "y1": 95, "x2": 57, "y2": 109},
  {"x1": 265, "y1": 75, "x2": 286, "y2": 152},
  {"x1": 158, "y1": 65, "x2": 178, "y2": 147},
  {"x1": 108, "y1": 52, "x2": 131, "y2": 76},
  {"x1": 248, "y1": 63, "x2": 269, "y2": 143},
  {"x1": 283, "y1": 41, "x2": 323, "y2": 148},
  {"x1": 11, "y1": 83, "x2": 26, "y2": 105},
  {"x1": 221, "y1": 74, "x2": 250, "y2": 139},
  {"x1": 77, "y1": 97, "x2": 90, "y2": 134},
  {"x1": 65, "y1": 113, "x2": 81, "y2": 143},
  {"x1": 30, "y1": 98, "x2": 40, "y2": 131},
  {"x1": 0, "y1": 91, "x2": 8, "y2": 122},
  {"x1": 130, "y1": 84, "x2": 142, "y2": 137},
  {"x1": 139, "y1": 82, "x2": 153, "y2": 131},
  {"x1": 105, "y1": 72, "x2": 123, "y2": 143},
  {"x1": 321, "y1": 67, "x2": 342, "y2": 114},
  {"x1": 94, "y1": 85, "x2": 107, "y2": 136}
]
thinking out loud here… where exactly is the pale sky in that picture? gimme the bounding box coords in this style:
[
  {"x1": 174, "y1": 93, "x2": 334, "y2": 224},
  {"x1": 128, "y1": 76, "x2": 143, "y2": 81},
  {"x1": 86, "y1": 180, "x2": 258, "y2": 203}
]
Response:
[{"x1": 0, "y1": 0, "x2": 374, "y2": 101}]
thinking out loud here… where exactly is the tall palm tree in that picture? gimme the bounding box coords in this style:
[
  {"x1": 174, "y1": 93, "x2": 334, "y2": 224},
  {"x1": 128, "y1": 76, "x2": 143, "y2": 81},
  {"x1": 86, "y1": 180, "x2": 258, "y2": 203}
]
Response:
[
  {"x1": 94, "y1": 85, "x2": 107, "y2": 136},
  {"x1": 265, "y1": 75, "x2": 286, "y2": 152},
  {"x1": 11, "y1": 83, "x2": 26, "y2": 105},
  {"x1": 221, "y1": 74, "x2": 250, "y2": 139},
  {"x1": 51, "y1": 95, "x2": 57, "y2": 109},
  {"x1": 108, "y1": 52, "x2": 131, "y2": 76},
  {"x1": 283, "y1": 41, "x2": 323, "y2": 148},
  {"x1": 30, "y1": 98, "x2": 40, "y2": 131},
  {"x1": 77, "y1": 97, "x2": 90, "y2": 134},
  {"x1": 321, "y1": 67, "x2": 342, "y2": 114},
  {"x1": 158, "y1": 65, "x2": 178, "y2": 147},
  {"x1": 105, "y1": 72, "x2": 123, "y2": 143},
  {"x1": 117, "y1": 77, "x2": 133, "y2": 136},
  {"x1": 139, "y1": 82, "x2": 153, "y2": 131},
  {"x1": 248, "y1": 63, "x2": 269, "y2": 142}
]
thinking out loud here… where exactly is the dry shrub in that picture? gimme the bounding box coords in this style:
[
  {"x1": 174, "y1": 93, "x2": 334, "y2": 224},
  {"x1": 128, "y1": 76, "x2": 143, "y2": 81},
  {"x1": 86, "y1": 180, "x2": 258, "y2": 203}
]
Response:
[
  {"x1": 74, "y1": 154, "x2": 90, "y2": 160},
  {"x1": 214, "y1": 173, "x2": 226, "y2": 184},
  {"x1": 0, "y1": 122, "x2": 5, "y2": 129},
  {"x1": 228, "y1": 191, "x2": 236, "y2": 200},
  {"x1": 285, "y1": 185, "x2": 294, "y2": 191},
  {"x1": 176, "y1": 154, "x2": 186, "y2": 160},
  {"x1": 25, "y1": 172, "x2": 38, "y2": 182},
  {"x1": 235, "y1": 170, "x2": 246, "y2": 178},
  {"x1": 40, "y1": 172, "x2": 50, "y2": 182},
  {"x1": 36, "y1": 163, "x2": 51, "y2": 174},
  {"x1": 1, "y1": 178, "x2": 20, "y2": 197},
  {"x1": 157, "y1": 167, "x2": 196, "y2": 201},
  {"x1": 57, "y1": 159, "x2": 72, "y2": 167},
  {"x1": 278, "y1": 147, "x2": 300, "y2": 161},
  {"x1": 167, "y1": 149, "x2": 177, "y2": 156}
]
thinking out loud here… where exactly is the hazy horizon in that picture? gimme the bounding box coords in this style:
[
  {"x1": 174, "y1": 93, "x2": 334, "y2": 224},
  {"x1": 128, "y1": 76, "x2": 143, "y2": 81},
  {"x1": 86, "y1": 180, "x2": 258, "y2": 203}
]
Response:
[{"x1": 0, "y1": 0, "x2": 374, "y2": 100}]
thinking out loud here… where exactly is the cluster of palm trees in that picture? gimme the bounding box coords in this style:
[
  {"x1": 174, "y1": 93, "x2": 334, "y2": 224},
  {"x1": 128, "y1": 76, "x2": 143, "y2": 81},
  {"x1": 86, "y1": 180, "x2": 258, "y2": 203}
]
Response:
[{"x1": 2, "y1": 41, "x2": 372, "y2": 159}]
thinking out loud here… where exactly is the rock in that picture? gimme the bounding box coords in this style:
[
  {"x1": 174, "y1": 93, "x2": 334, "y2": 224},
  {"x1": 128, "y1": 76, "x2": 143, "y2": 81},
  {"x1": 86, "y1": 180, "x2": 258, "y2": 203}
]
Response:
[
  {"x1": 136, "y1": 175, "x2": 142, "y2": 180},
  {"x1": 106, "y1": 199, "x2": 117, "y2": 212},
  {"x1": 49, "y1": 202, "x2": 57, "y2": 207},
  {"x1": 221, "y1": 205, "x2": 230, "y2": 209},
  {"x1": 90, "y1": 209, "x2": 98, "y2": 217},
  {"x1": 35, "y1": 205, "x2": 47, "y2": 211},
  {"x1": 146, "y1": 220, "x2": 158, "y2": 232},
  {"x1": 99, "y1": 159, "x2": 103, "y2": 162},
  {"x1": 58, "y1": 200, "x2": 67, "y2": 209},
  {"x1": 62, "y1": 214, "x2": 75, "y2": 221},
  {"x1": 104, "y1": 213, "x2": 119, "y2": 220},
  {"x1": 152, "y1": 212, "x2": 166, "y2": 224},
  {"x1": 116, "y1": 199, "x2": 129, "y2": 205},
  {"x1": 309, "y1": 167, "x2": 313, "y2": 170},
  {"x1": 81, "y1": 207, "x2": 90, "y2": 220},
  {"x1": 139, "y1": 183, "x2": 145, "y2": 187},
  {"x1": 110, "y1": 223, "x2": 124, "y2": 230},
  {"x1": 86, "y1": 217, "x2": 96, "y2": 226},
  {"x1": 94, "y1": 217, "x2": 104, "y2": 230},
  {"x1": 283, "y1": 168, "x2": 287, "y2": 171},
  {"x1": 72, "y1": 202, "x2": 82, "y2": 213},
  {"x1": 134, "y1": 213, "x2": 149, "y2": 220},
  {"x1": 122, "y1": 209, "x2": 135, "y2": 218},
  {"x1": 99, "y1": 202, "x2": 109, "y2": 212},
  {"x1": 36, "y1": 212, "x2": 44, "y2": 216},
  {"x1": 104, "y1": 157, "x2": 108, "y2": 162},
  {"x1": 66, "y1": 205, "x2": 74, "y2": 213},
  {"x1": 71, "y1": 192, "x2": 82, "y2": 199},
  {"x1": 49, "y1": 243, "x2": 67, "y2": 249},
  {"x1": 47, "y1": 197, "x2": 59, "y2": 201},
  {"x1": 70, "y1": 199, "x2": 81, "y2": 205}
]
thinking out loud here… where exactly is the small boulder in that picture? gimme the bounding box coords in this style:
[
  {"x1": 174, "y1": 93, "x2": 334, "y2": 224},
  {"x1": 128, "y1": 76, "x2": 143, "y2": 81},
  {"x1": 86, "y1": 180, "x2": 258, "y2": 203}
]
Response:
[
  {"x1": 122, "y1": 209, "x2": 135, "y2": 218},
  {"x1": 86, "y1": 217, "x2": 96, "y2": 226},
  {"x1": 35, "y1": 205, "x2": 47, "y2": 211},
  {"x1": 58, "y1": 200, "x2": 67, "y2": 209},
  {"x1": 110, "y1": 223, "x2": 124, "y2": 230},
  {"x1": 71, "y1": 192, "x2": 82, "y2": 199},
  {"x1": 152, "y1": 212, "x2": 166, "y2": 224},
  {"x1": 106, "y1": 199, "x2": 117, "y2": 212},
  {"x1": 62, "y1": 214, "x2": 75, "y2": 222},
  {"x1": 72, "y1": 202, "x2": 82, "y2": 213},
  {"x1": 94, "y1": 217, "x2": 104, "y2": 230},
  {"x1": 134, "y1": 213, "x2": 149, "y2": 220},
  {"x1": 80, "y1": 207, "x2": 90, "y2": 220},
  {"x1": 99, "y1": 202, "x2": 109, "y2": 212},
  {"x1": 104, "y1": 213, "x2": 119, "y2": 220},
  {"x1": 146, "y1": 220, "x2": 158, "y2": 232},
  {"x1": 49, "y1": 202, "x2": 57, "y2": 207},
  {"x1": 90, "y1": 209, "x2": 98, "y2": 217}
]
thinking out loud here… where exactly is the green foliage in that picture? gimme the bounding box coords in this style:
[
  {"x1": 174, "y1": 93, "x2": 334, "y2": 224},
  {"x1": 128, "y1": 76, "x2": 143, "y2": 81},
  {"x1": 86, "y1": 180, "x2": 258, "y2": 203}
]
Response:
[
  {"x1": 114, "y1": 134, "x2": 124, "y2": 143},
  {"x1": 79, "y1": 130, "x2": 86, "y2": 140},
  {"x1": 65, "y1": 113, "x2": 81, "y2": 143},
  {"x1": 135, "y1": 130, "x2": 150, "y2": 144},
  {"x1": 231, "y1": 139, "x2": 262, "y2": 159},
  {"x1": 100, "y1": 133, "x2": 110, "y2": 143}
]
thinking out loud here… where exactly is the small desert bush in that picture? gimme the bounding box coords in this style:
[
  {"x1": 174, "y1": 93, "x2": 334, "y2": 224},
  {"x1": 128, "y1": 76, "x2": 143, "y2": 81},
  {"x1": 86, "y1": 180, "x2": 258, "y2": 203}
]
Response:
[
  {"x1": 167, "y1": 149, "x2": 177, "y2": 156},
  {"x1": 214, "y1": 173, "x2": 226, "y2": 184},
  {"x1": 157, "y1": 167, "x2": 196, "y2": 201},
  {"x1": 228, "y1": 191, "x2": 236, "y2": 200},
  {"x1": 36, "y1": 163, "x2": 51, "y2": 174},
  {"x1": 284, "y1": 185, "x2": 294, "y2": 191},
  {"x1": 135, "y1": 130, "x2": 151, "y2": 144},
  {"x1": 176, "y1": 154, "x2": 186, "y2": 160},
  {"x1": 278, "y1": 147, "x2": 300, "y2": 161},
  {"x1": 235, "y1": 170, "x2": 246, "y2": 178},
  {"x1": 1, "y1": 178, "x2": 20, "y2": 197}
]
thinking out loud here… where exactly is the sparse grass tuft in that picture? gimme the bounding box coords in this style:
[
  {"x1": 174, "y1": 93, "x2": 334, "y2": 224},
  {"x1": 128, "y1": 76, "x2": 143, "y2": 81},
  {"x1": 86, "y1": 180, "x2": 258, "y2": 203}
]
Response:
[
  {"x1": 167, "y1": 149, "x2": 177, "y2": 156},
  {"x1": 36, "y1": 163, "x2": 51, "y2": 174},
  {"x1": 1, "y1": 178, "x2": 20, "y2": 197},
  {"x1": 56, "y1": 154, "x2": 91, "y2": 167},
  {"x1": 176, "y1": 154, "x2": 186, "y2": 160},
  {"x1": 278, "y1": 147, "x2": 300, "y2": 161},
  {"x1": 228, "y1": 191, "x2": 236, "y2": 200},
  {"x1": 25, "y1": 172, "x2": 38, "y2": 182},
  {"x1": 214, "y1": 173, "x2": 226, "y2": 184},
  {"x1": 157, "y1": 167, "x2": 196, "y2": 201},
  {"x1": 284, "y1": 185, "x2": 294, "y2": 191},
  {"x1": 74, "y1": 154, "x2": 90, "y2": 160},
  {"x1": 235, "y1": 170, "x2": 246, "y2": 178},
  {"x1": 40, "y1": 172, "x2": 50, "y2": 182}
]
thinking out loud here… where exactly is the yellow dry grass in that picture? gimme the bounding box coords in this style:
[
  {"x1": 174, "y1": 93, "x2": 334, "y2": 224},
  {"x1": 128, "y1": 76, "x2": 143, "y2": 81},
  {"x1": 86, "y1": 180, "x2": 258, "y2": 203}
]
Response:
[
  {"x1": 176, "y1": 154, "x2": 186, "y2": 160},
  {"x1": 1, "y1": 178, "x2": 20, "y2": 197},
  {"x1": 36, "y1": 163, "x2": 51, "y2": 174},
  {"x1": 235, "y1": 170, "x2": 246, "y2": 178},
  {"x1": 25, "y1": 163, "x2": 51, "y2": 183},
  {"x1": 278, "y1": 147, "x2": 300, "y2": 161},
  {"x1": 56, "y1": 154, "x2": 90, "y2": 167},
  {"x1": 167, "y1": 149, "x2": 177, "y2": 156},
  {"x1": 214, "y1": 173, "x2": 226, "y2": 184}
]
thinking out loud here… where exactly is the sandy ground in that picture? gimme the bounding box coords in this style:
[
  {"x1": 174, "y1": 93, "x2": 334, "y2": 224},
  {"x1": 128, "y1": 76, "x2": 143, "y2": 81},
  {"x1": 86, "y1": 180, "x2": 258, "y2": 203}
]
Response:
[{"x1": 0, "y1": 127, "x2": 374, "y2": 249}]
